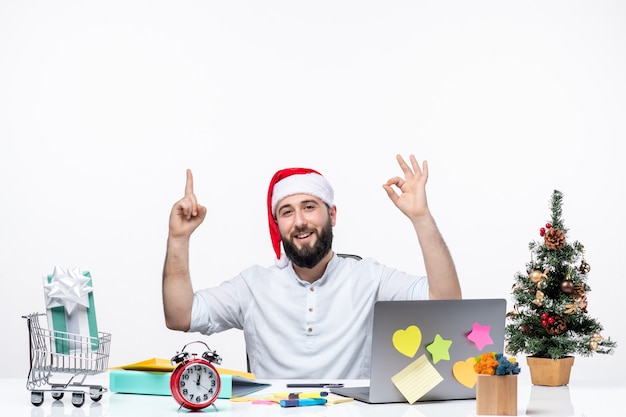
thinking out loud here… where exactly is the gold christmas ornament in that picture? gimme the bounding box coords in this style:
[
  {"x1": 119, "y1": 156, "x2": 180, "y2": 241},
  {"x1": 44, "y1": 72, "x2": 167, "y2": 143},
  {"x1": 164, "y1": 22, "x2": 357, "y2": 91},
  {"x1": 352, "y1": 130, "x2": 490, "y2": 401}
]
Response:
[
  {"x1": 544, "y1": 227, "x2": 566, "y2": 250},
  {"x1": 532, "y1": 290, "x2": 545, "y2": 307},
  {"x1": 590, "y1": 333, "x2": 603, "y2": 350},
  {"x1": 530, "y1": 269, "x2": 548, "y2": 288},
  {"x1": 564, "y1": 296, "x2": 587, "y2": 314}
]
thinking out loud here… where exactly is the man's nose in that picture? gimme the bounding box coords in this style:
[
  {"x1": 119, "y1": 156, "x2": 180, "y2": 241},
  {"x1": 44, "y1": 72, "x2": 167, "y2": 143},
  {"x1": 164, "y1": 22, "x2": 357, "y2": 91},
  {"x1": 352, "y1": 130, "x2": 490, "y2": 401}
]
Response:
[{"x1": 294, "y1": 209, "x2": 307, "y2": 227}]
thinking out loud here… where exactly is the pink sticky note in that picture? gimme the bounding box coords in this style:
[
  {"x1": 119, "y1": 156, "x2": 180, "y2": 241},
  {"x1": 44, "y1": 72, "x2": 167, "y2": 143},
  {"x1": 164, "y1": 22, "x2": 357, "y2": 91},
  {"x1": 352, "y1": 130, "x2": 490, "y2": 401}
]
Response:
[
  {"x1": 252, "y1": 399, "x2": 278, "y2": 405},
  {"x1": 466, "y1": 322, "x2": 493, "y2": 350}
]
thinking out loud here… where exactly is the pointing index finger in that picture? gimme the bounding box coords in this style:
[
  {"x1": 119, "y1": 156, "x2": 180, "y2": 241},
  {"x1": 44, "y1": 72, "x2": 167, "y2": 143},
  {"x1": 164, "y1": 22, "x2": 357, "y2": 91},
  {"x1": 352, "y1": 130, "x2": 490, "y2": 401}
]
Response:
[{"x1": 185, "y1": 169, "x2": 194, "y2": 196}]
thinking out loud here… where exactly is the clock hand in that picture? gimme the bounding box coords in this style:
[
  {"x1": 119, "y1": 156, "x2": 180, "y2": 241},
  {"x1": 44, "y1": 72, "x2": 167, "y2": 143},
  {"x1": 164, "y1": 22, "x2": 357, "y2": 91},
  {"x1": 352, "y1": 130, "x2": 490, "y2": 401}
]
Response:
[
  {"x1": 196, "y1": 373, "x2": 201, "y2": 385},
  {"x1": 198, "y1": 383, "x2": 213, "y2": 392}
]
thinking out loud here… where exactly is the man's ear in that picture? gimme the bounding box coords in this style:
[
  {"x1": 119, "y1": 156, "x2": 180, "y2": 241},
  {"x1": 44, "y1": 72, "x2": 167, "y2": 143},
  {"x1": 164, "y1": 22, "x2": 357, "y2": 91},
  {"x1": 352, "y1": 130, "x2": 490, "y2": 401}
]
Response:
[{"x1": 329, "y1": 205, "x2": 337, "y2": 227}]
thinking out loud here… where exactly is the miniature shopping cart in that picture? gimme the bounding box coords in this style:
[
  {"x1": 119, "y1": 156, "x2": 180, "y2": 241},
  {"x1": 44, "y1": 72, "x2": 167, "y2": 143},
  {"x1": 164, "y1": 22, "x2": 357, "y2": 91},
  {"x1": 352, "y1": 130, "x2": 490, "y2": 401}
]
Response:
[{"x1": 23, "y1": 313, "x2": 111, "y2": 407}]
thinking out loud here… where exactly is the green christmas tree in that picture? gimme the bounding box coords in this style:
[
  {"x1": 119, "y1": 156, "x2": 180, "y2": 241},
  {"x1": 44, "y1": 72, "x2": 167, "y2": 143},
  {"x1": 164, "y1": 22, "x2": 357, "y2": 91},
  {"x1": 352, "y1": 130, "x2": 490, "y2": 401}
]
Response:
[{"x1": 505, "y1": 190, "x2": 616, "y2": 359}]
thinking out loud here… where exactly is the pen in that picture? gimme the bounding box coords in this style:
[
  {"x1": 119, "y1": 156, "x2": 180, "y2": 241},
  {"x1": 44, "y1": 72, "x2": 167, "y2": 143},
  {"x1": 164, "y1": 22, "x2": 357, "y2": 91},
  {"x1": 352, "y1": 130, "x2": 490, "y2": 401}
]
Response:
[
  {"x1": 274, "y1": 391, "x2": 329, "y2": 399},
  {"x1": 286, "y1": 383, "x2": 344, "y2": 388},
  {"x1": 279, "y1": 398, "x2": 327, "y2": 407}
]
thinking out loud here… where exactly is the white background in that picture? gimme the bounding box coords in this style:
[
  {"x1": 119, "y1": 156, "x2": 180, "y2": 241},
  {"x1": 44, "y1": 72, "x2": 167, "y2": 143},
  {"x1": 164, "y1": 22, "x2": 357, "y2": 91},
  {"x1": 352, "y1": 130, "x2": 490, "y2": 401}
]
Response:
[{"x1": 1, "y1": 1, "x2": 624, "y2": 381}]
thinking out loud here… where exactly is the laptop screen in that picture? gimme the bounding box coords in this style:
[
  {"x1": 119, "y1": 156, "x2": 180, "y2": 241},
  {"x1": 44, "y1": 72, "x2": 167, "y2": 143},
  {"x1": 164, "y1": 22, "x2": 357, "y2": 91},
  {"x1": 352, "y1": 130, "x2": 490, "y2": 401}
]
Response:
[{"x1": 337, "y1": 299, "x2": 506, "y2": 404}]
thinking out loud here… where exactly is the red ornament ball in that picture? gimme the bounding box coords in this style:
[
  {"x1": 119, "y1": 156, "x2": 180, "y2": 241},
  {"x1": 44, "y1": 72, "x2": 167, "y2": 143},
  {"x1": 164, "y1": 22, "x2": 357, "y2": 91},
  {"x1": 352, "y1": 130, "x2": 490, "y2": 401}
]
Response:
[
  {"x1": 546, "y1": 223, "x2": 552, "y2": 229},
  {"x1": 541, "y1": 313, "x2": 548, "y2": 319},
  {"x1": 540, "y1": 227, "x2": 546, "y2": 237}
]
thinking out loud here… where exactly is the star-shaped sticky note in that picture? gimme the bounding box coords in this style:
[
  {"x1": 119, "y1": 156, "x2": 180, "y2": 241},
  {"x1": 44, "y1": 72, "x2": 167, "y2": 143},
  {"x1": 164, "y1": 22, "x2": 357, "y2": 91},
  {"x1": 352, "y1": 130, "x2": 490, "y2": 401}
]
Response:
[
  {"x1": 425, "y1": 334, "x2": 452, "y2": 364},
  {"x1": 466, "y1": 322, "x2": 493, "y2": 351}
]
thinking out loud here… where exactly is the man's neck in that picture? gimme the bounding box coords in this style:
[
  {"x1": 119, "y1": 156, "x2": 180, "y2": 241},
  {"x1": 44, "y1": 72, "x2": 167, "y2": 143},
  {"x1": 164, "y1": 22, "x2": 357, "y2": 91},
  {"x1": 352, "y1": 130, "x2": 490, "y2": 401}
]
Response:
[{"x1": 292, "y1": 251, "x2": 334, "y2": 283}]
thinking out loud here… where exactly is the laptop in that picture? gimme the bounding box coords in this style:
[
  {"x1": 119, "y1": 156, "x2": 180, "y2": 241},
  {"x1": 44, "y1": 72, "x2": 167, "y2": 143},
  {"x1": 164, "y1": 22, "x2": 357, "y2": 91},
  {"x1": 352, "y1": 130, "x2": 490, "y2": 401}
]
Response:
[{"x1": 331, "y1": 299, "x2": 506, "y2": 404}]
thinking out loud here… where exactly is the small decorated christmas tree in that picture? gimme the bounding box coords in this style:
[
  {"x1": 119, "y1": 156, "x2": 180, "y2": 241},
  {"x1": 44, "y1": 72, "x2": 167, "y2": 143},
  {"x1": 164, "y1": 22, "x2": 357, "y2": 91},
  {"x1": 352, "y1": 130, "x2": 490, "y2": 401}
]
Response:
[{"x1": 505, "y1": 190, "x2": 616, "y2": 360}]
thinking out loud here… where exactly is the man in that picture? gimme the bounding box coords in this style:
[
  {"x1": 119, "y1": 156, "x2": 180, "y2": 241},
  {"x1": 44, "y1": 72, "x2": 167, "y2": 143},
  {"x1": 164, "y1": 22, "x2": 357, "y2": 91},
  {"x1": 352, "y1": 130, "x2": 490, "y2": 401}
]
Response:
[{"x1": 162, "y1": 154, "x2": 461, "y2": 378}]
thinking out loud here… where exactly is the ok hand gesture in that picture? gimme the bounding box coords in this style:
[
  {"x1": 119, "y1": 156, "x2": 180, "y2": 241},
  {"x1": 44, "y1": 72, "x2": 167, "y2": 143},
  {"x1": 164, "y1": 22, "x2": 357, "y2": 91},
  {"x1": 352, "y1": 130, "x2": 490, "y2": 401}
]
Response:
[{"x1": 383, "y1": 154, "x2": 430, "y2": 221}]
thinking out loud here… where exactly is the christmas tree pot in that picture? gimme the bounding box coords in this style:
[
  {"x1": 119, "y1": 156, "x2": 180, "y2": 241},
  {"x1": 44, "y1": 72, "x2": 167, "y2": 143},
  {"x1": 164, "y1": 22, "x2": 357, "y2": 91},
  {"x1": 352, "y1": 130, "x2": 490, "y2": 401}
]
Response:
[
  {"x1": 526, "y1": 356, "x2": 574, "y2": 386},
  {"x1": 476, "y1": 374, "x2": 518, "y2": 416}
]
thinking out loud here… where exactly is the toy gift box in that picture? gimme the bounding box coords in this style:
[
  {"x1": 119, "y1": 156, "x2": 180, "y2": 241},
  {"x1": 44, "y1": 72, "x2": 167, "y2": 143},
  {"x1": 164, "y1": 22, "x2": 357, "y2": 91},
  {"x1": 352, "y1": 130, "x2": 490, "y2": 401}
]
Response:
[{"x1": 43, "y1": 266, "x2": 99, "y2": 354}]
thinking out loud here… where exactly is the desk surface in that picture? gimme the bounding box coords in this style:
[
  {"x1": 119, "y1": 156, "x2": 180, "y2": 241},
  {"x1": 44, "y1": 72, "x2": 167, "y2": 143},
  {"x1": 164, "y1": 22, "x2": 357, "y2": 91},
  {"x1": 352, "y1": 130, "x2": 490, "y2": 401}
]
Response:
[{"x1": 2, "y1": 372, "x2": 624, "y2": 417}]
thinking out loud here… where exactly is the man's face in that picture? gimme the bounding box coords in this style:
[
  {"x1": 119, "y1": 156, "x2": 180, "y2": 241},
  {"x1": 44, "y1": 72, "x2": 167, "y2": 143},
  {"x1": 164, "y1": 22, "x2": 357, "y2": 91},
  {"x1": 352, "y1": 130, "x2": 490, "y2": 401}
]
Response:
[{"x1": 275, "y1": 194, "x2": 335, "y2": 268}]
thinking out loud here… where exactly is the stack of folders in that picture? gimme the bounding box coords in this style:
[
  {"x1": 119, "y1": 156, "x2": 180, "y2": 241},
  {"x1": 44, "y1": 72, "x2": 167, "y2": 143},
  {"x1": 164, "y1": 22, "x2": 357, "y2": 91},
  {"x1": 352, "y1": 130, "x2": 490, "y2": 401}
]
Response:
[{"x1": 108, "y1": 358, "x2": 270, "y2": 399}]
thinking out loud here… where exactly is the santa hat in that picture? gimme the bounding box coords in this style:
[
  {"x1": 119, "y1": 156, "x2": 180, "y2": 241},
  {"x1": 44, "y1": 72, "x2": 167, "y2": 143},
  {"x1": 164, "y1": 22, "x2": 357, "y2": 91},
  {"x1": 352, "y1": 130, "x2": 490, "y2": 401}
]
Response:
[{"x1": 267, "y1": 168, "x2": 334, "y2": 268}]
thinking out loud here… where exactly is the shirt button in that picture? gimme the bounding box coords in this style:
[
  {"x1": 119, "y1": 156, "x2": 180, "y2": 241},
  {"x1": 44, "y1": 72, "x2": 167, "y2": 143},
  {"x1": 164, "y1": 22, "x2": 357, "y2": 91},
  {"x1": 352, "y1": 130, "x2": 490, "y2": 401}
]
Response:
[
  {"x1": 307, "y1": 328, "x2": 313, "y2": 333},
  {"x1": 310, "y1": 287, "x2": 315, "y2": 292},
  {"x1": 308, "y1": 308, "x2": 313, "y2": 312}
]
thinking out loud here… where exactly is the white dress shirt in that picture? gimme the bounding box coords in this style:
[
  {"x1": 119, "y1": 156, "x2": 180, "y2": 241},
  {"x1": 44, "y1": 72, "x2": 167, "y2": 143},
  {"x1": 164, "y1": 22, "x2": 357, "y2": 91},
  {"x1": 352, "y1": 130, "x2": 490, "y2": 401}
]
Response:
[{"x1": 190, "y1": 253, "x2": 429, "y2": 379}]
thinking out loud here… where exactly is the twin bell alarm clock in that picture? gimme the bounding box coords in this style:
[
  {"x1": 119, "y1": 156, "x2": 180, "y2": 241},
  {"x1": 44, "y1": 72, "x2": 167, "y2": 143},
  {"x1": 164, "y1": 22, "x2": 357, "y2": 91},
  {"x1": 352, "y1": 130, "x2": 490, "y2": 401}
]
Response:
[{"x1": 170, "y1": 341, "x2": 222, "y2": 411}]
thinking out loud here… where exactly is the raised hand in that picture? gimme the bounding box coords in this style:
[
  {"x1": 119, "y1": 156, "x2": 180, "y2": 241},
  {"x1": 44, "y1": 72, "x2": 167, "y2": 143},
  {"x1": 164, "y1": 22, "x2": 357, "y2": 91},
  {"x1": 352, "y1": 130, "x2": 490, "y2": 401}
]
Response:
[
  {"x1": 168, "y1": 169, "x2": 207, "y2": 238},
  {"x1": 382, "y1": 154, "x2": 430, "y2": 220}
]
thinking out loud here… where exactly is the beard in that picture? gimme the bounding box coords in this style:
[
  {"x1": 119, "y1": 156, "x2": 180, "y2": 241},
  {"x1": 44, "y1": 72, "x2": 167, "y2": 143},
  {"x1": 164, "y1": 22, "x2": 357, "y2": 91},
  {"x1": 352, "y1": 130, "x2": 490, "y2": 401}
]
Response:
[{"x1": 282, "y1": 219, "x2": 333, "y2": 269}]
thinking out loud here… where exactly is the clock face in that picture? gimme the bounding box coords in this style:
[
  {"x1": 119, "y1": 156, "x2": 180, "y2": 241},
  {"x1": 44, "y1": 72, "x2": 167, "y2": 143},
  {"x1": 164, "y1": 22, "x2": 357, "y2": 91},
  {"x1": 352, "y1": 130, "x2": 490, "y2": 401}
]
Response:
[{"x1": 171, "y1": 360, "x2": 220, "y2": 410}]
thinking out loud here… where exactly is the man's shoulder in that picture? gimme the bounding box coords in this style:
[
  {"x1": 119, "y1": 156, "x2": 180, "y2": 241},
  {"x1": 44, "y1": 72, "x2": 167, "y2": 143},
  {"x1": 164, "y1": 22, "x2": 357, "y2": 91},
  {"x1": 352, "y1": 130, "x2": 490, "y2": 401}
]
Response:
[
  {"x1": 327, "y1": 254, "x2": 388, "y2": 280},
  {"x1": 235, "y1": 263, "x2": 292, "y2": 283},
  {"x1": 333, "y1": 253, "x2": 382, "y2": 269}
]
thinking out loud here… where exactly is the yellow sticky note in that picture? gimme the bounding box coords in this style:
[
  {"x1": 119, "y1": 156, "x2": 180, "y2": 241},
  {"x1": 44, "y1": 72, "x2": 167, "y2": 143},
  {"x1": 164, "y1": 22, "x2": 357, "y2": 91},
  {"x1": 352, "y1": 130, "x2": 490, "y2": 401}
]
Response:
[
  {"x1": 325, "y1": 393, "x2": 354, "y2": 404},
  {"x1": 391, "y1": 354, "x2": 443, "y2": 404},
  {"x1": 392, "y1": 325, "x2": 422, "y2": 358}
]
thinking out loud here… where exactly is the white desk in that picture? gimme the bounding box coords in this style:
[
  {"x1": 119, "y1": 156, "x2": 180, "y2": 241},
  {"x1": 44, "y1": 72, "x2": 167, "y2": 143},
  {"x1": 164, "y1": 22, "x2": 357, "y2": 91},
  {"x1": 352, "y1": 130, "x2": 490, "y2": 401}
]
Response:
[{"x1": 2, "y1": 372, "x2": 624, "y2": 417}]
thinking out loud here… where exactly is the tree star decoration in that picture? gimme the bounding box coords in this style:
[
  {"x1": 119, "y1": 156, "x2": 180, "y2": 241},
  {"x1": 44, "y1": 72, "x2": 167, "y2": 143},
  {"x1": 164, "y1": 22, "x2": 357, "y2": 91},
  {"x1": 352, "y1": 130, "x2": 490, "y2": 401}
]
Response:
[
  {"x1": 43, "y1": 266, "x2": 92, "y2": 315},
  {"x1": 467, "y1": 322, "x2": 493, "y2": 351},
  {"x1": 426, "y1": 334, "x2": 453, "y2": 364}
]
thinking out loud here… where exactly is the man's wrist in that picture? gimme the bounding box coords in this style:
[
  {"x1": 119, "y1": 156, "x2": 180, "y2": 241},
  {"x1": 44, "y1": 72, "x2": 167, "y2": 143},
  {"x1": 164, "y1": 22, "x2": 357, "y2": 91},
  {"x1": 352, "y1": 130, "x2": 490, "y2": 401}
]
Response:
[
  {"x1": 410, "y1": 210, "x2": 435, "y2": 228},
  {"x1": 167, "y1": 234, "x2": 191, "y2": 249}
]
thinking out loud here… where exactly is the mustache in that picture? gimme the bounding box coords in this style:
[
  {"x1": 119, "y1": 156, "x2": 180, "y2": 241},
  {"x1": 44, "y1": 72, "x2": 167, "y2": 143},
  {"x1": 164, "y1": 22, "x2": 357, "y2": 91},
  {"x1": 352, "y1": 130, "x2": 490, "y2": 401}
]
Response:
[{"x1": 291, "y1": 226, "x2": 315, "y2": 236}]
